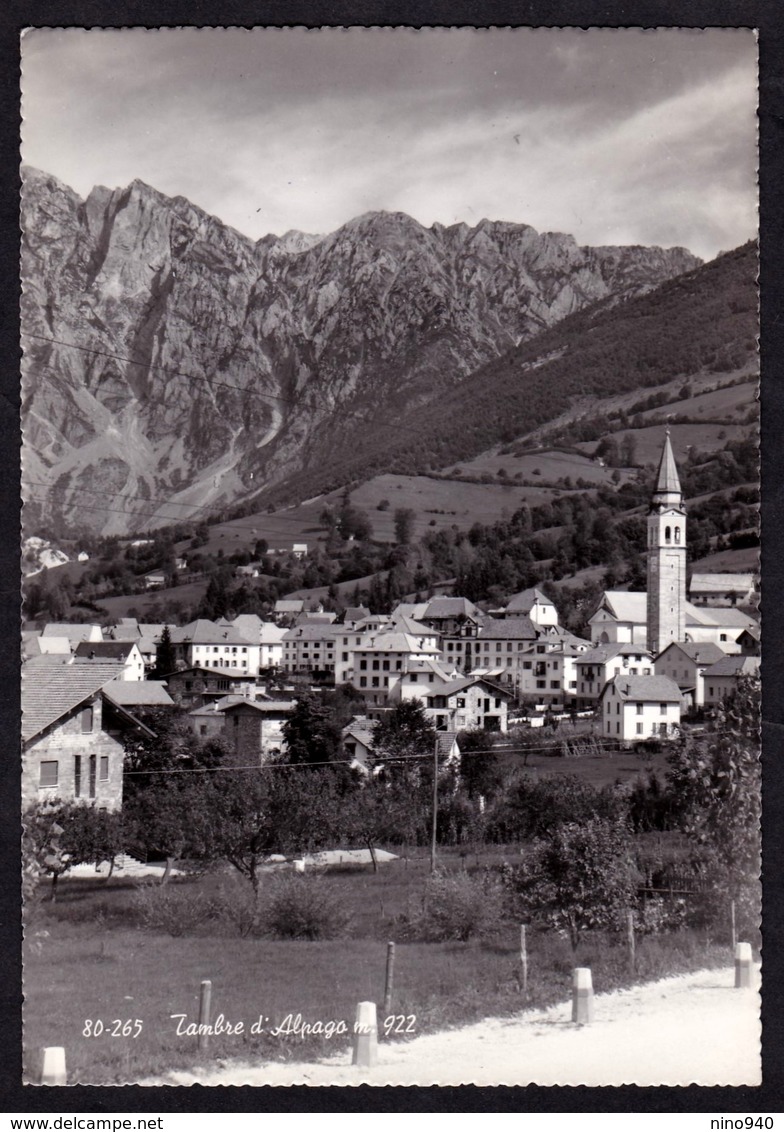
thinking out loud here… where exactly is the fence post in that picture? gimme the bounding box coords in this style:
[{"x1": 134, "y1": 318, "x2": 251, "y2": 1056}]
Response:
[
  {"x1": 571, "y1": 967, "x2": 594, "y2": 1024},
  {"x1": 40, "y1": 1046, "x2": 67, "y2": 1085},
  {"x1": 352, "y1": 1000, "x2": 378, "y2": 1067},
  {"x1": 730, "y1": 899, "x2": 737, "y2": 951},
  {"x1": 383, "y1": 942, "x2": 396, "y2": 1019},
  {"x1": 734, "y1": 942, "x2": 753, "y2": 989},
  {"x1": 626, "y1": 908, "x2": 636, "y2": 975},
  {"x1": 197, "y1": 979, "x2": 212, "y2": 1052},
  {"x1": 520, "y1": 925, "x2": 528, "y2": 996}
]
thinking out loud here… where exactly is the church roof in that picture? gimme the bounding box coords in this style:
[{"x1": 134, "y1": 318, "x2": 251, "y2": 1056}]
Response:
[{"x1": 654, "y1": 431, "x2": 682, "y2": 498}]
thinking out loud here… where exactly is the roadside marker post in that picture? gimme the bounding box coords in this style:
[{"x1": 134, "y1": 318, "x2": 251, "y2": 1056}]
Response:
[
  {"x1": 198, "y1": 979, "x2": 212, "y2": 1051},
  {"x1": 735, "y1": 942, "x2": 753, "y2": 988},
  {"x1": 520, "y1": 924, "x2": 528, "y2": 996},
  {"x1": 40, "y1": 1046, "x2": 67, "y2": 1085},
  {"x1": 383, "y1": 942, "x2": 396, "y2": 1018},
  {"x1": 571, "y1": 967, "x2": 594, "y2": 1024},
  {"x1": 352, "y1": 1000, "x2": 378, "y2": 1067}
]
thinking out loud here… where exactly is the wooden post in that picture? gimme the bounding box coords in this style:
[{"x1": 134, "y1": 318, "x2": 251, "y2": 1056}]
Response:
[
  {"x1": 730, "y1": 899, "x2": 737, "y2": 951},
  {"x1": 735, "y1": 942, "x2": 752, "y2": 988},
  {"x1": 626, "y1": 908, "x2": 636, "y2": 975},
  {"x1": 197, "y1": 979, "x2": 212, "y2": 1052},
  {"x1": 571, "y1": 967, "x2": 594, "y2": 1024},
  {"x1": 430, "y1": 737, "x2": 439, "y2": 874},
  {"x1": 520, "y1": 924, "x2": 528, "y2": 996},
  {"x1": 352, "y1": 1000, "x2": 378, "y2": 1067},
  {"x1": 383, "y1": 942, "x2": 396, "y2": 1018},
  {"x1": 40, "y1": 1046, "x2": 67, "y2": 1085}
]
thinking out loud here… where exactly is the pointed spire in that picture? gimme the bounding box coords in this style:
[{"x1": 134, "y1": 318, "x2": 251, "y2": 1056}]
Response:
[{"x1": 654, "y1": 430, "x2": 682, "y2": 499}]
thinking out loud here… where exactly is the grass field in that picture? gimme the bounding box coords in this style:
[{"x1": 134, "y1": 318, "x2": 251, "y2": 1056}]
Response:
[{"x1": 24, "y1": 846, "x2": 732, "y2": 1085}]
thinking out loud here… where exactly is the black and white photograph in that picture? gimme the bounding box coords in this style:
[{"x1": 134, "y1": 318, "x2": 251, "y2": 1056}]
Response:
[{"x1": 19, "y1": 25, "x2": 761, "y2": 1088}]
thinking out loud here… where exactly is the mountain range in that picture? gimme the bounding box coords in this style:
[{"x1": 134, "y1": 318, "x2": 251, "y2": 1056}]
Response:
[{"x1": 21, "y1": 166, "x2": 703, "y2": 536}]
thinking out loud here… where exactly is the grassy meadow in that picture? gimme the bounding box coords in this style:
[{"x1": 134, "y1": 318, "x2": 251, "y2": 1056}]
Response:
[{"x1": 25, "y1": 839, "x2": 735, "y2": 1085}]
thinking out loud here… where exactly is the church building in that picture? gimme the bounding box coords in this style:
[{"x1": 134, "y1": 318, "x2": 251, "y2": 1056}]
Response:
[{"x1": 646, "y1": 430, "x2": 687, "y2": 656}]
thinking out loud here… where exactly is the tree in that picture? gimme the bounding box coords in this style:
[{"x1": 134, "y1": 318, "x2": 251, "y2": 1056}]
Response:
[
  {"x1": 509, "y1": 817, "x2": 638, "y2": 950},
  {"x1": 282, "y1": 692, "x2": 342, "y2": 766},
  {"x1": 457, "y1": 728, "x2": 503, "y2": 800},
  {"x1": 152, "y1": 624, "x2": 176, "y2": 678},
  {"x1": 372, "y1": 699, "x2": 438, "y2": 767},
  {"x1": 23, "y1": 801, "x2": 125, "y2": 900},
  {"x1": 665, "y1": 676, "x2": 760, "y2": 883},
  {"x1": 394, "y1": 507, "x2": 416, "y2": 546}
]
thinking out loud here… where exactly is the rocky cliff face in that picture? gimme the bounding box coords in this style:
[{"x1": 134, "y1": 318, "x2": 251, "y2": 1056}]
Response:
[{"x1": 21, "y1": 167, "x2": 701, "y2": 535}]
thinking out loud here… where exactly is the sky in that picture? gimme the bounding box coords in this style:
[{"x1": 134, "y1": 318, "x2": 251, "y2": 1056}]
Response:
[{"x1": 20, "y1": 27, "x2": 758, "y2": 261}]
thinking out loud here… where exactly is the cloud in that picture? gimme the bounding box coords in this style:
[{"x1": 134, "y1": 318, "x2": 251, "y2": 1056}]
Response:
[{"x1": 21, "y1": 27, "x2": 757, "y2": 259}]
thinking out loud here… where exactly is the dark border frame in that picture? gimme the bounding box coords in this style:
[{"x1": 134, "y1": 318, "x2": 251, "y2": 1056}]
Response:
[{"x1": 4, "y1": 2, "x2": 781, "y2": 1114}]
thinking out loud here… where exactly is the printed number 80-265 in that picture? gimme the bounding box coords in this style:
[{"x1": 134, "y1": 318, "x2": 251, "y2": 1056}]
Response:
[{"x1": 383, "y1": 1014, "x2": 416, "y2": 1036}]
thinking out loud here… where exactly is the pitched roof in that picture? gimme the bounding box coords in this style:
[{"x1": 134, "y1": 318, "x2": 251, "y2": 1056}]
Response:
[
  {"x1": 476, "y1": 616, "x2": 538, "y2": 640},
  {"x1": 22, "y1": 661, "x2": 129, "y2": 742},
  {"x1": 283, "y1": 623, "x2": 342, "y2": 642},
  {"x1": 102, "y1": 680, "x2": 174, "y2": 707},
  {"x1": 653, "y1": 431, "x2": 682, "y2": 498},
  {"x1": 74, "y1": 641, "x2": 139, "y2": 660},
  {"x1": 343, "y1": 606, "x2": 371, "y2": 623},
  {"x1": 604, "y1": 675, "x2": 683, "y2": 702},
  {"x1": 22, "y1": 632, "x2": 71, "y2": 657},
  {"x1": 438, "y1": 675, "x2": 512, "y2": 697},
  {"x1": 703, "y1": 655, "x2": 761, "y2": 678},
  {"x1": 656, "y1": 641, "x2": 726, "y2": 665},
  {"x1": 41, "y1": 623, "x2": 102, "y2": 642},
  {"x1": 695, "y1": 607, "x2": 757, "y2": 629},
  {"x1": 505, "y1": 587, "x2": 551, "y2": 613},
  {"x1": 169, "y1": 619, "x2": 252, "y2": 645},
  {"x1": 274, "y1": 599, "x2": 305, "y2": 613},
  {"x1": 422, "y1": 596, "x2": 481, "y2": 619},
  {"x1": 353, "y1": 632, "x2": 439, "y2": 654},
  {"x1": 595, "y1": 592, "x2": 648, "y2": 623},
  {"x1": 219, "y1": 698, "x2": 294, "y2": 714},
  {"x1": 690, "y1": 573, "x2": 756, "y2": 593},
  {"x1": 391, "y1": 614, "x2": 438, "y2": 636}
]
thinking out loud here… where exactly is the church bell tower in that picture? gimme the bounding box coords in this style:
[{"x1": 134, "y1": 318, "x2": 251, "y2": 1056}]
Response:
[{"x1": 646, "y1": 430, "x2": 686, "y2": 655}]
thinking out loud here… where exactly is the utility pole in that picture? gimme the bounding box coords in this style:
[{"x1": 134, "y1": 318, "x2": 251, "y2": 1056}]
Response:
[{"x1": 430, "y1": 735, "x2": 439, "y2": 874}]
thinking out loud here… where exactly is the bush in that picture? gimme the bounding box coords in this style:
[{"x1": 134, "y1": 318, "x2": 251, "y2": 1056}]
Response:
[
  {"x1": 412, "y1": 870, "x2": 508, "y2": 942},
  {"x1": 213, "y1": 876, "x2": 262, "y2": 938},
  {"x1": 132, "y1": 881, "x2": 215, "y2": 937},
  {"x1": 261, "y1": 872, "x2": 353, "y2": 940}
]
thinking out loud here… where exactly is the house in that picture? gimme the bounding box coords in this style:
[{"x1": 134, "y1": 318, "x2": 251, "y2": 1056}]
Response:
[
  {"x1": 464, "y1": 616, "x2": 540, "y2": 678},
  {"x1": 425, "y1": 675, "x2": 512, "y2": 733},
  {"x1": 682, "y1": 606, "x2": 759, "y2": 654},
  {"x1": 702, "y1": 656, "x2": 761, "y2": 709},
  {"x1": 22, "y1": 660, "x2": 155, "y2": 811},
  {"x1": 501, "y1": 587, "x2": 559, "y2": 627},
  {"x1": 162, "y1": 666, "x2": 256, "y2": 709},
  {"x1": 513, "y1": 635, "x2": 592, "y2": 708},
  {"x1": 22, "y1": 632, "x2": 71, "y2": 659},
  {"x1": 599, "y1": 675, "x2": 683, "y2": 744},
  {"x1": 689, "y1": 573, "x2": 757, "y2": 607},
  {"x1": 292, "y1": 543, "x2": 308, "y2": 559},
  {"x1": 573, "y1": 643, "x2": 655, "y2": 710},
  {"x1": 235, "y1": 563, "x2": 260, "y2": 579},
  {"x1": 653, "y1": 642, "x2": 726, "y2": 708},
  {"x1": 74, "y1": 640, "x2": 146, "y2": 681},
  {"x1": 417, "y1": 596, "x2": 484, "y2": 636},
  {"x1": 220, "y1": 698, "x2": 295, "y2": 764},
  {"x1": 274, "y1": 599, "x2": 305, "y2": 624},
  {"x1": 281, "y1": 623, "x2": 343, "y2": 679},
  {"x1": 342, "y1": 606, "x2": 371, "y2": 628},
  {"x1": 144, "y1": 571, "x2": 166, "y2": 590},
  {"x1": 77, "y1": 551, "x2": 90, "y2": 563},
  {"x1": 341, "y1": 716, "x2": 377, "y2": 771},
  {"x1": 102, "y1": 679, "x2": 174, "y2": 712},
  {"x1": 736, "y1": 625, "x2": 761, "y2": 656},
  {"x1": 393, "y1": 658, "x2": 461, "y2": 706},
  {"x1": 259, "y1": 622, "x2": 287, "y2": 669},
  {"x1": 349, "y1": 631, "x2": 442, "y2": 707},
  {"x1": 42, "y1": 623, "x2": 103, "y2": 649},
  {"x1": 168, "y1": 620, "x2": 261, "y2": 676}
]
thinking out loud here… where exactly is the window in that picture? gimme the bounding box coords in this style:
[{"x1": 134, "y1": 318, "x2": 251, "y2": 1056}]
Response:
[
  {"x1": 372, "y1": 660, "x2": 380, "y2": 671},
  {"x1": 360, "y1": 677, "x2": 367, "y2": 688},
  {"x1": 40, "y1": 760, "x2": 58, "y2": 788},
  {"x1": 550, "y1": 681, "x2": 559, "y2": 689},
  {"x1": 342, "y1": 652, "x2": 348, "y2": 662},
  {"x1": 636, "y1": 703, "x2": 643, "y2": 714},
  {"x1": 536, "y1": 680, "x2": 546, "y2": 689},
  {"x1": 99, "y1": 756, "x2": 109, "y2": 782},
  {"x1": 360, "y1": 660, "x2": 367, "y2": 670},
  {"x1": 523, "y1": 661, "x2": 532, "y2": 670},
  {"x1": 614, "y1": 667, "x2": 620, "y2": 676},
  {"x1": 200, "y1": 725, "x2": 207, "y2": 736},
  {"x1": 74, "y1": 756, "x2": 81, "y2": 797},
  {"x1": 80, "y1": 706, "x2": 94, "y2": 733},
  {"x1": 636, "y1": 723, "x2": 643, "y2": 735},
  {"x1": 660, "y1": 703, "x2": 668, "y2": 714},
  {"x1": 456, "y1": 697, "x2": 465, "y2": 707},
  {"x1": 185, "y1": 680, "x2": 192, "y2": 691},
  {"x1": 372, "y1": 678, "x2": 379, "y2": 688},
  {"x1": 674, "y1": 527, "x2": 680, "y2": 543},
  {"x1": 410, "y1": 673, "x2": 418, "y2": 682},
  {"x1": 644, "y1": 667, "x2": 651, "y2": 676},
  {"x1": 665, "y1": 526, "x2": 671, "y2": 543},
  {"x1": 720, "y1": 634, "x2": 727, "y2": 642},
  {"x1": 89, "y1": 755, "x2": 96, "y2": 798}
]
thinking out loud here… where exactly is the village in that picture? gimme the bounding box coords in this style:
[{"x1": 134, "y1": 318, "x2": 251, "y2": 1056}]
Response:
[{"x1": 22, "y1": 435, "x2": 759, "y2": 817}]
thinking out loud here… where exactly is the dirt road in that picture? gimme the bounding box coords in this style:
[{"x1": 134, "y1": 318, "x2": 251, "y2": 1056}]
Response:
[{"x1": 146, "y1": 965, "x2": 761, "y2": 1088}]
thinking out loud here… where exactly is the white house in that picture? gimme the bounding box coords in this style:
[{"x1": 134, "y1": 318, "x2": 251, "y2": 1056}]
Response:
[
  {"x1": 502, "y1": 587, "x2": 559, "y2": 627},
  {"x1": 653, "y1": 641, "x2": 726, "y2": 708},
  {"x1": 702, "y1": 655, "x2": 761, "y2": 709},
  {"x1": 350, "y1": 631, "x2": 442, "y2": 707},
  {"x1": 425, "y1": 676, "x2": 512, "y2": 733},
  {"x1": 600, "y1": 675, "x2": 683, "y2": 743},
  {"x1": 168, "y1": 620, "x2": 261, "y2": 676},
  {"x1": 74, "y1": 640, "x2": 146, "y2": 681},
  {"x1": 573, "y1": 643, "x2": 655, "y2": 710},
  {"x1": 689, "y1": 573, "x2": 756, "y2": 607},
  {"x1": 281, "y1": 623, "x2": 343, "y2": 678}
]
